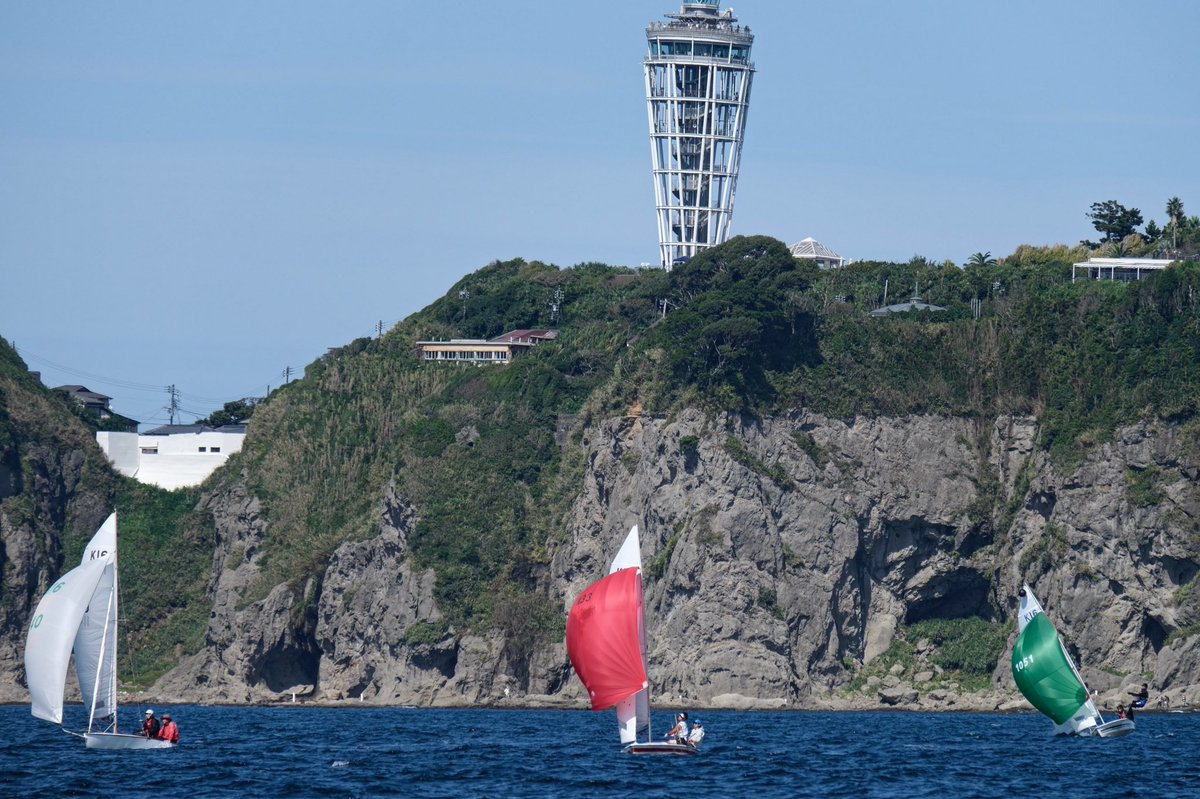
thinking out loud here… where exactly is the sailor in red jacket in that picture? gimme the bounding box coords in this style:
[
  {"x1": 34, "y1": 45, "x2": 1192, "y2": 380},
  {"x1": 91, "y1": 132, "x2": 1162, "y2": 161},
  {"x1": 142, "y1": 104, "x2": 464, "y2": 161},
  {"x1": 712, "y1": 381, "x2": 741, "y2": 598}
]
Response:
[{"x1": 158, "y1": 713, "x2": 180, "y2": 744}]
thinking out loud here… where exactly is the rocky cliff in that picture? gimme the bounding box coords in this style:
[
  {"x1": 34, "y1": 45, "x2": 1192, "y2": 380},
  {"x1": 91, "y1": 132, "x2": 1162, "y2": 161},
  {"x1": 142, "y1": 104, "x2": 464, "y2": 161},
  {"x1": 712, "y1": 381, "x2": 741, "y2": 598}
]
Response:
[
  {"x1": 0, "y1": 361, "x2": 121, "y2": 703},
  {"x1": 153, "y1": 409, "x2": 1200, "y2": 710}
]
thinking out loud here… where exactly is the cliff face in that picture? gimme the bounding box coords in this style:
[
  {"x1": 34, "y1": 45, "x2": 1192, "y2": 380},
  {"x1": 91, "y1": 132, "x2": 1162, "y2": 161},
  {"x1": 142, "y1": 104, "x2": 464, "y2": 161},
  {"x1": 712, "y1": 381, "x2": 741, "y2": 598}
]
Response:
[
  {"x1": 0, "y1": 366, "x2": 119, "y2": 703},
  {"x1": 154, "y1": 409, "x2": 1200, "y2": 708}
]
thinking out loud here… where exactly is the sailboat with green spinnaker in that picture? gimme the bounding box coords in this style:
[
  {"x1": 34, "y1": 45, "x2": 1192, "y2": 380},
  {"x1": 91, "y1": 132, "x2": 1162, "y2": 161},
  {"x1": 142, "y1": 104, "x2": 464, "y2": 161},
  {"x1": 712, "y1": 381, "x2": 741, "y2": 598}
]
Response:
[{"x1": 1011, "y1": 585, "x2": 1134, "y2": 738}]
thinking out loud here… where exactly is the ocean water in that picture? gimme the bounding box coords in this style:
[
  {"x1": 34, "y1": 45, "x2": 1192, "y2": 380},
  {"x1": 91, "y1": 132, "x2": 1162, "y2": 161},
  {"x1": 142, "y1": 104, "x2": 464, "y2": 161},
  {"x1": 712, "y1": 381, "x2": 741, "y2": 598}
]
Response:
[{"x1": 0, "y1": 704, "x2": 1196, "y2": 798}]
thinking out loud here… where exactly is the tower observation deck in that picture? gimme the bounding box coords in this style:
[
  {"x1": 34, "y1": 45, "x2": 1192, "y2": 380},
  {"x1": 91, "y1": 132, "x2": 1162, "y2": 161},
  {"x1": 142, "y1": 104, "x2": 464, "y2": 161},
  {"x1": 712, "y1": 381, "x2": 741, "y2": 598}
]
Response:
[{"x1": 645, "y1": 0, "x2": 754, "y2": 269}]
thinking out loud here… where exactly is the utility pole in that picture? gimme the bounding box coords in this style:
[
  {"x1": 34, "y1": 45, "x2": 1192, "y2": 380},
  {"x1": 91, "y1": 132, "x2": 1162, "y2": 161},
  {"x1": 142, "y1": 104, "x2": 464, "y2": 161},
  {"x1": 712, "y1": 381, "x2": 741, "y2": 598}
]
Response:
[
  {"x1": 458, "y1": 289, "x2": 470, "y2": 321},
  {"x1": 165, "y1": 384, "x2": 180, "y2": 425},
  {"x1": 376, "y1": 320, "x2": 384, "y2": 338},
  {"x1": 282, "y1": 366, "x2": 293, "y2": 384}
]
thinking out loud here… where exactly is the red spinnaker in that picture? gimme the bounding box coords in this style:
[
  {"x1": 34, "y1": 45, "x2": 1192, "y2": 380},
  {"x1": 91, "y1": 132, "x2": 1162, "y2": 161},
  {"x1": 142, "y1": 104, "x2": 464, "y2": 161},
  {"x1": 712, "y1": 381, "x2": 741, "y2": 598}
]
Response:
[{"x1": 566, "y1": 567, "x2": 648, "y2": 711}]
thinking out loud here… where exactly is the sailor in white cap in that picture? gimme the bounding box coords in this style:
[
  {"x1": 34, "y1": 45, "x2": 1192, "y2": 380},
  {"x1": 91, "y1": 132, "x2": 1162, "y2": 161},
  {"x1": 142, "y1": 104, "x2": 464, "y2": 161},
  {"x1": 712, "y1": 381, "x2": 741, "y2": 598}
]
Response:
[{"x1": 141, "y1": 709, "x2": 161, "y2": 739}]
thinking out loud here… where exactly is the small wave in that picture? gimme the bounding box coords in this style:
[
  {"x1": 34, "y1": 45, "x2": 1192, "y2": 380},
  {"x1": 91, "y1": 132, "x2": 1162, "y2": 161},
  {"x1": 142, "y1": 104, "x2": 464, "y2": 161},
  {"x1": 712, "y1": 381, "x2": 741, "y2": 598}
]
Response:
[{"x1": 331, "y1": 760, "x2": 350, "y2": 768}]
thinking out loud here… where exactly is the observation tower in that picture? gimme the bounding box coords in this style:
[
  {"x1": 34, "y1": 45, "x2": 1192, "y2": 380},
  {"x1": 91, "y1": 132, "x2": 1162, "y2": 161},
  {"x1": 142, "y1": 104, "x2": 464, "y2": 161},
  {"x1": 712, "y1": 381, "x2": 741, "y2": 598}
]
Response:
[{"x1": 645, "y1": 0, "x2": 755, "y2": 268}]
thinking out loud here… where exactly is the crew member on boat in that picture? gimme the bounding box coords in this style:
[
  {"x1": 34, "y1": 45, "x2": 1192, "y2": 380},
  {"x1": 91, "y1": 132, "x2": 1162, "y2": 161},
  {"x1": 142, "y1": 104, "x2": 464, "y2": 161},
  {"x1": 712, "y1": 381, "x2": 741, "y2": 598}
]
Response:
[
  {"x1": 158, "y1": 713, "x2": 180, "y2": 744},
  {"x1": 664, "y1": 712, "x2": 688, "y2": 743},
  {"x1": 686, "y1": 719, "x2": 705, "y2": 749},
  {"x1": 1129, "y1": 683, "x2": 1149, "y2": 708},
  {"x1": 142, "y1": 709, "x2": 161, "y2": 739}
]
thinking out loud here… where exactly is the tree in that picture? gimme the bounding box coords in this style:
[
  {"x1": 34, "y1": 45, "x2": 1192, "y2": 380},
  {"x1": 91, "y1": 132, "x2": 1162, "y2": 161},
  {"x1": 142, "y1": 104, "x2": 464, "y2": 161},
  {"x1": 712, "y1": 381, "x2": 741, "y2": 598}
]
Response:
[
  {"x1": 200, "y1": 398, "x2": 258, "y2": 427},
  {"x1": 1144, "y1": 219, "x2": 1162, "y2": 244},
  {"x1": 1087, "y1": 200, "x2": 1143, "y2": 243},
  {"x1": 966, "y1": 251, "x2": 998, "y2": 268},
  {"x1": 1167, "y1": 197, "x2": 1184, "y2": 249}
]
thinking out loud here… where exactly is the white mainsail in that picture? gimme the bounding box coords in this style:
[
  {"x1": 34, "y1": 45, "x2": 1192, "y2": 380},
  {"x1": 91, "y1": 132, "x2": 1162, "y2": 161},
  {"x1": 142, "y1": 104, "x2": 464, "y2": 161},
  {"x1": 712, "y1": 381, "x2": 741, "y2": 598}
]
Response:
[
  {"x1": 75, "y1": 563, "x2": 118, "y2": 723},
  {"x1": 74, "y1": 514, "x2": 119, "y2": 724},
  {"x1": 609, "y1": 525, "x2": 651, "y2": 745}
]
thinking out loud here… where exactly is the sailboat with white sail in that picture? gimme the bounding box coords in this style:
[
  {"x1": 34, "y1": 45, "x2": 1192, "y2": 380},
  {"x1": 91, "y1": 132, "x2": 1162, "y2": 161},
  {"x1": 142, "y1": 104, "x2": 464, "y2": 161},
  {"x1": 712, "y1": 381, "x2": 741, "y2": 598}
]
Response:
[
  {"x1": 566, "y1": 525, "x2": 698, "y2": 755},
  {"x1": 1011, "y1": 584, "x2": 1134, "y2": 738},
  {"x1": 25, "y1": 513, "x2": 175, "y2": 749}
]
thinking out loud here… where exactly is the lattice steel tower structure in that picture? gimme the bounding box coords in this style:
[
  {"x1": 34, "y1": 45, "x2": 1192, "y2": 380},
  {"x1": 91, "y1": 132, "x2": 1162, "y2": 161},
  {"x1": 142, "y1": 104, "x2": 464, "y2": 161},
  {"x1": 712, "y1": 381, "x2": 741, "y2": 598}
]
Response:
[{"x1": 645, "y1": 0, "x2": 754, "y2": 268}]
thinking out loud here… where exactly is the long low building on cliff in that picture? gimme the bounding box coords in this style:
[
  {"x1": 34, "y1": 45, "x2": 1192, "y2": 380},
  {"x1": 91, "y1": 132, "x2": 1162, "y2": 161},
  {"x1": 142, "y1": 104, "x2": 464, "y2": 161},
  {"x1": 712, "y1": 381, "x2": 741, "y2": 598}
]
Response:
[{"x1": 417, "y1": 329, "x2": 557, "y2": 365}]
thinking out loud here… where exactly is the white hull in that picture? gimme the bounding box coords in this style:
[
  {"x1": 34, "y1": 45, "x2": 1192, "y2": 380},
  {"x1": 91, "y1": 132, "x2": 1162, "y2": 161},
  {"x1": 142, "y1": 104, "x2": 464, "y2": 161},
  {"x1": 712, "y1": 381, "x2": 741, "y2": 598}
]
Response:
[
  {"x1": 1095, "y1": 719, "x2": 1136, "y2": 738},
  {"x1": 623, "y1": 741, "x2": 699, "y2": 756},
  {"x1": 85, "y1": 732, "x2": 175, "y2": 750}
]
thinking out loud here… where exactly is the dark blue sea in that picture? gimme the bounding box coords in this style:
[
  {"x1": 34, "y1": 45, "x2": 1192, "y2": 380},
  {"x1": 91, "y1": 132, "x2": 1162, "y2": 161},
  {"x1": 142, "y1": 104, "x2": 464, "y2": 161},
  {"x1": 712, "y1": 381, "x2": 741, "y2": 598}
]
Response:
[{"x1": 1, "y1": 705, "x2": 1196, "y2": 798}]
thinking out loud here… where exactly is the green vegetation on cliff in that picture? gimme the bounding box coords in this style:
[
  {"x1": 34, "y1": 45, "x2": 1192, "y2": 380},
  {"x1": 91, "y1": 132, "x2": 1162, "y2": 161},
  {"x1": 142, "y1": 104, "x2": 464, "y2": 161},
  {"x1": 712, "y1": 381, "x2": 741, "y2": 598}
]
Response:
[
  {"x1": 0, "y1": 339, "x2": 212, "y2": 686},
  {"x1": 209, "y1": 239, "x2": 1200, "y2": 640}
]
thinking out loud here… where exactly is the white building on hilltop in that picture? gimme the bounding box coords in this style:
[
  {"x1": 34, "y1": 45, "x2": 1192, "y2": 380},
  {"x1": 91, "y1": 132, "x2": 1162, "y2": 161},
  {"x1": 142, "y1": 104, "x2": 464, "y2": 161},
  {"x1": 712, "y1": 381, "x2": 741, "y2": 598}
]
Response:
[
  {"x1": 1071, "y1": 257, "x2": 1174, "y2": 283},
  {"x1": 789, "y1": 237, "x2": 845, "y2": 269},
  {"x1": 97, "y1": 424, "x2": 246, "y2": 490}
]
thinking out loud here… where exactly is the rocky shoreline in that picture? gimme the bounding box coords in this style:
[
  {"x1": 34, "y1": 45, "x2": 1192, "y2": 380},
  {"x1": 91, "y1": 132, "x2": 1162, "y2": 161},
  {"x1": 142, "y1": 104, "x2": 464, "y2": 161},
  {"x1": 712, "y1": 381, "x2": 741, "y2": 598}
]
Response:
[{"x1": 7, "y1": 682, "x2": 1194, "y2": 716}]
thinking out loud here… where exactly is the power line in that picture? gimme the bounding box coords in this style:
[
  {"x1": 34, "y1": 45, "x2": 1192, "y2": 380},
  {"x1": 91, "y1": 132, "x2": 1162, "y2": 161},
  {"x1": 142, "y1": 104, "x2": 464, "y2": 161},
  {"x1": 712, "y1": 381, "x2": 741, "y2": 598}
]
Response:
[
  {"x1": 16, "y1": 344, "x2": 275, "y2": 407},
  {"x1": 14, "y1": 347, "x2": 169, "y2": 392}
]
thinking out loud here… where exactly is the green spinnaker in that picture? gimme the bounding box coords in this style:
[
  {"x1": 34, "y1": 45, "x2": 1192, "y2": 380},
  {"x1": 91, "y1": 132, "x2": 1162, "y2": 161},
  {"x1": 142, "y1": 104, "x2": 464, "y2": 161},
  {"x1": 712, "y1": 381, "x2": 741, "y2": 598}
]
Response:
[{"x1": 1011, "y1": 612, "x2": 1088, "y2": 725}]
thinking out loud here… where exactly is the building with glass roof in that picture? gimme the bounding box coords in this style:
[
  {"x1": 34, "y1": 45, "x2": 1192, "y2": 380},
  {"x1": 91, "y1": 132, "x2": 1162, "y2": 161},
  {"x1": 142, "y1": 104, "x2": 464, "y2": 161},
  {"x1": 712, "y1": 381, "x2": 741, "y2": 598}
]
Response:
[{"x1": 789, "y1": 237, "x2": 845, "y2": 269}]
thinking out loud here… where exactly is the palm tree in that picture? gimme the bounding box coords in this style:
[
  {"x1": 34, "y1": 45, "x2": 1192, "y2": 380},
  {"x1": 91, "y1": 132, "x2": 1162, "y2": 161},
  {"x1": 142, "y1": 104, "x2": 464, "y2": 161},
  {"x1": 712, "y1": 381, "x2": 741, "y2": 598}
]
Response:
[
  {"x1": 1108, "y1": 241, "x2": 1129, "y2": 258},
  {"x1": 1167, "y1": 197, "x2": 1184, "y2": 249},
  {"x1": 966, "y1": 251, "x2": 998, "y2": 268}
]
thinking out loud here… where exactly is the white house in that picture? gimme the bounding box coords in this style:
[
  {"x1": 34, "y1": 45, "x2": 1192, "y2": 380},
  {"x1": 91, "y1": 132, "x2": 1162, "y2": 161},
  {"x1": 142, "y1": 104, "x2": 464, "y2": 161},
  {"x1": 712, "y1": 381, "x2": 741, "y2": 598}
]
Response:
[{"x1": 97, "y1": 424, "x2": 246, "y2": 490}]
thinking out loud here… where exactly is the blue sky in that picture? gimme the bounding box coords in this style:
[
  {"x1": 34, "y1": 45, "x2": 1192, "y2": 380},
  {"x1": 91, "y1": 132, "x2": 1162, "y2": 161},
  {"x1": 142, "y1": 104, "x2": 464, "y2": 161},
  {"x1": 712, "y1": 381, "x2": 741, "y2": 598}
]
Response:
[{"x1": 3, "y1": 0, "x2": 1198, "y2": 426}]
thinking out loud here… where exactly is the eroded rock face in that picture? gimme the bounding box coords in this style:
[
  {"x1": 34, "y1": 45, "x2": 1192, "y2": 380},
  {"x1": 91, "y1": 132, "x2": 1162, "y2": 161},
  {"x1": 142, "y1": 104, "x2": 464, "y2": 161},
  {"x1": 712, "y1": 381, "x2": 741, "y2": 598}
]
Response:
[
  {"x1": 151, "y1": 412, "x2": 1200, "y2": 708},
  {"x1": 0, "y1": 439, "x2": 106, "y2": 703}
]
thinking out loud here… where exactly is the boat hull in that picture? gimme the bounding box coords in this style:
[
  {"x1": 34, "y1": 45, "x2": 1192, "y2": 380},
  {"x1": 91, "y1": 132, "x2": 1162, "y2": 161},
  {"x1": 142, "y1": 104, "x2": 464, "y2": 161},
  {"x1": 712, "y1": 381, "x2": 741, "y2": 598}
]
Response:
[
  {"x1": 623, "y1": 742, "x2": 699, "y2": 756},
  {"x1": 1095, "y1": 719, "x2": 1135, "y2": 738},
  {"x1": 85, "y1": 732, "x2": 175, "y2": 750}
]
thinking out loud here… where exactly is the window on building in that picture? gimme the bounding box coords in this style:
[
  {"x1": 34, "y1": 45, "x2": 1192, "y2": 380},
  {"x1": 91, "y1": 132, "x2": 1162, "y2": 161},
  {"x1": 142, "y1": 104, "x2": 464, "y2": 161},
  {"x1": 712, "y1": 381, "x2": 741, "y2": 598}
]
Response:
[
  {"x1": 198, "y1": 446, "x2": 207, "y2": 452},
  {"x1": 211, "y1": 447, "x2": 221, "y2": 453},
  {"x1": 141, "y1": 447, "x2": 159, "y2": 455},
  {"x1": 660, "y1": 40, "x2": 691, "y2": 57}
]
